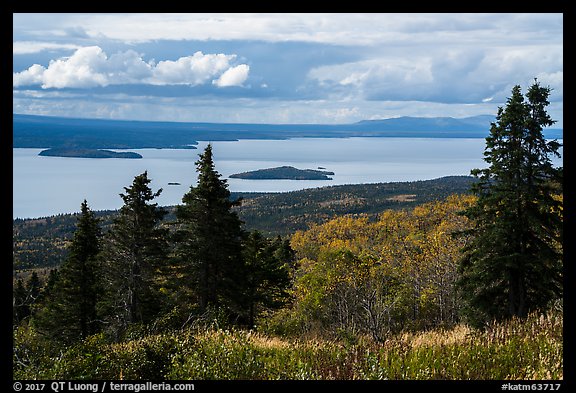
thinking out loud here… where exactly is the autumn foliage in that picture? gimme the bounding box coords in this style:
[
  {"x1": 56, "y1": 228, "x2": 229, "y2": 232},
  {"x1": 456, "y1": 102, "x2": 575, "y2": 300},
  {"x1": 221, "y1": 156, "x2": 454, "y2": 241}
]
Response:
[{"x1": 268, "y1": 194, "x2": 476, "y2": 341}]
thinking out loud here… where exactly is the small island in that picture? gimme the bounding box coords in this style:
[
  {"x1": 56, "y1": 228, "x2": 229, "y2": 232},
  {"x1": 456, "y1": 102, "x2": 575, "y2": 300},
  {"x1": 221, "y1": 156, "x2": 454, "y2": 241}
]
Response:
[
  {"x1": 38, "y1": 148, "x2": 142, "y2": 159},
  {"x1": 230, "y1": 166, "x2": 335, "y2": 180}
]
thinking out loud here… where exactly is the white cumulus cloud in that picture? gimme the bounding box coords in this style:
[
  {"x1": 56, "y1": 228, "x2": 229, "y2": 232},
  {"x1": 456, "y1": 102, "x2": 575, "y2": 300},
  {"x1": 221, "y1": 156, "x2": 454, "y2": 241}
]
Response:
[
  {"x1": 213, "y1": 64, "x2": 250, "y2": 87},
  {"x1": 40, "y1": 46, "x2": 110, "y2": 88},
  {"x1": 13, "y1": 64, "x2": 46, "y2": 87},
  {"x1": 13, "y1": 46, "x2": 250, "y2": 89},
  {"x1": 151, "y1": 51, "x2": 235, "y2": 85}
]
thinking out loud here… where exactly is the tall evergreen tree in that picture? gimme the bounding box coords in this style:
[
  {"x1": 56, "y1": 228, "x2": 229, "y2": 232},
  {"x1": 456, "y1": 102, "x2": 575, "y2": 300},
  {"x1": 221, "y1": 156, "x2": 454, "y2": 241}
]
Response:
[
  {"x1": 35, "y1": 200, "x2": 102, "y2": 343},
  {"x1": 173, "y1": 144, "x2": 245, "y2": 322},
  {"x1": 13, "y1": 279, "x2": 29, "y2": 326},
  {"x1": 41, "y1": 269, "x2": 60, "y2": 303},
  {"x1": 23, "y1": 272, "x2": 42, "y2": 319},
  {"x1": 240, "y1": 231, "x2": 293, "y2": 327},
  {"x1": 458, "y1": 80, "x2": 563, "y2": 326},
  {"x1": 98, "y1": 171, "x2": 168, "y2": 337},
  {"x1": 26, "y1": 272, "x2": 41, "y2": 305}
]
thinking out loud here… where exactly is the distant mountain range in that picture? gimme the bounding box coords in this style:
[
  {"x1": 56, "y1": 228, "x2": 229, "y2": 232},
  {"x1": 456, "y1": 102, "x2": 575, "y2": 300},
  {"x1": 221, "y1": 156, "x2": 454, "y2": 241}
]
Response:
[
  {"x1": 355, "y1": 115, "x2": 495, "y2": 132},
  {"x1": 12, "y1": 113, "x2": 563, "y2": 149}
]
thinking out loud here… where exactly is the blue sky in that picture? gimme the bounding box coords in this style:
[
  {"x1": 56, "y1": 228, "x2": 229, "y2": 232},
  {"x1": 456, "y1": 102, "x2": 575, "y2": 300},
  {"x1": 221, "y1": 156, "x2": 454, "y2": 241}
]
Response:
[{"x1": 13, "y1": 13, "x2": 563, "y2": 127}]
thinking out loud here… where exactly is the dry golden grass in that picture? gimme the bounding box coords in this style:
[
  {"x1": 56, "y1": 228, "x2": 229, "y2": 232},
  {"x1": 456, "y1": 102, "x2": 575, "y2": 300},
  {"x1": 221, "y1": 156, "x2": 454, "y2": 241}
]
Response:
[
  {"x1": 247, "y1": 332, "x2": 292, "y2": 350},
  {"x1": 399, "y1": 324, "x2": 472, "y2": 348}
]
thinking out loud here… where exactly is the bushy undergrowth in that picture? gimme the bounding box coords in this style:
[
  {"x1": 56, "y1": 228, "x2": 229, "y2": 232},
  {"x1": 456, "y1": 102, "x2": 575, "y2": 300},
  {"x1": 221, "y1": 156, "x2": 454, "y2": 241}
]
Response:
[{"x1": 14, "y1": 307, "x2": 562, "y2": 380}]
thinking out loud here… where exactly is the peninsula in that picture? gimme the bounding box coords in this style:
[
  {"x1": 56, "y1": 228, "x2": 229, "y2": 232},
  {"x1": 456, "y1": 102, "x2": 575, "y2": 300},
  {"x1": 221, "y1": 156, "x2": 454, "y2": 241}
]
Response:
[
  {"x1": 38, "y1": 148, "x2": 142, "y2": 159},
  {"x1": 230, "y1": 166, "x2": 334, "y2": 180}
]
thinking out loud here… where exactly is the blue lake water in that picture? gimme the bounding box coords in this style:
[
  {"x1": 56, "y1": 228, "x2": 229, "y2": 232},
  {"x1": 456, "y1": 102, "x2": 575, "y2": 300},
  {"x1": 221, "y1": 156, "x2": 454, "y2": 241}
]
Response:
[{"x1": 12, "y1": 137, "x2": 563, "y2": 219}]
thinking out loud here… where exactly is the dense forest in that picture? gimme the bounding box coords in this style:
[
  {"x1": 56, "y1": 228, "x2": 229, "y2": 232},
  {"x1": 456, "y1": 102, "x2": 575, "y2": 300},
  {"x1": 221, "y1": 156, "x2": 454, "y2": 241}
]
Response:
[
  {"x1": 13, "y1": 81, "x2": 563, "y2": 380},
  {"x1": 13, "y1": 175, "x2": 475, "y2": 271}
]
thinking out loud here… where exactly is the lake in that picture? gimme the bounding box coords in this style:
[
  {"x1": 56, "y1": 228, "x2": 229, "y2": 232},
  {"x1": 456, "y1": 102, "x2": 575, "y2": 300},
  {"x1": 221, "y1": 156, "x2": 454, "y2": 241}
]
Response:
[{"x1": 12, "y1": 137, "x2": 563, "y2": 219}]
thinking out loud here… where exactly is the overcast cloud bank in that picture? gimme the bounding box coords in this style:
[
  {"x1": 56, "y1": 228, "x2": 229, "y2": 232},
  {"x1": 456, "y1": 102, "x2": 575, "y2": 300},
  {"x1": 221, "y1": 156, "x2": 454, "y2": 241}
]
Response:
[{"x1": 13, "y1": 13, "x2": 563, "y2": 126}]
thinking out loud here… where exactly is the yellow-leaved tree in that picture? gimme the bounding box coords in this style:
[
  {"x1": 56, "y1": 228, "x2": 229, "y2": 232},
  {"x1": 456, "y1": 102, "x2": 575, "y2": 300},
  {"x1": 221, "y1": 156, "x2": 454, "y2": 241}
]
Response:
[{"x1": 273, "y1": 194, "x2": 475, "y2": 341}]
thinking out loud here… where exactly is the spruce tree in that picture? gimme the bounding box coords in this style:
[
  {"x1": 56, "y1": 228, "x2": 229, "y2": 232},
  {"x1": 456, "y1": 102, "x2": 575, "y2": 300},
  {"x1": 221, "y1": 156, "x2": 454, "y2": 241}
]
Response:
[
  {"x1": 26, "y1": 272, "x2": 41, "y2": 304},
  {"x1": 458, "y1": 80, "x2": 563, "y2": 326},
  {"x1": 41, "y1": 269, "x2": 60, "y2": 303},
  {"x1": 240, "y1": 231, "x2": 293, "y2": 327},
  {"x1": 24, "y1": 272, "x2": 42, "y2": 319},
  {"x1": 173, "y1": 144, "x2": 245, "y2": 323},
  {"x1": 35, "y1": 200, "x2": 102, "y2": 343},
  {"x1": 98, "y1": 171, "x2": 168, "y2": 337},
  {"x1": 13, "y1": 279, "x2": 29, "y2": 326}
]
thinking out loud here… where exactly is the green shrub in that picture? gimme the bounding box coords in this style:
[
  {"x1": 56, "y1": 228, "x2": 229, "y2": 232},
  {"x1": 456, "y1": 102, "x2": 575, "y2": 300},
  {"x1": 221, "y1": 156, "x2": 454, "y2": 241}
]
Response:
[{"x1": 13, "y1": 324, "x2": 60, "y2": 379}]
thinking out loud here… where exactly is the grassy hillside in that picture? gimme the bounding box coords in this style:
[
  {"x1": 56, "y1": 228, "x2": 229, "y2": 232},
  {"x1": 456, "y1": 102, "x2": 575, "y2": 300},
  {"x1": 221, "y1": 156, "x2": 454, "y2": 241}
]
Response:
[{"x1": 13, "y1": 305, "x2": 562, "y2": 380}]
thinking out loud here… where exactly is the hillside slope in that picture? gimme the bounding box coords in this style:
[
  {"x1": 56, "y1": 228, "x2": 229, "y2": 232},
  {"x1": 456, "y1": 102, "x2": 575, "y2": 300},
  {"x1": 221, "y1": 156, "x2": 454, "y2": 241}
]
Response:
[{"x1": 13, "y1": 176, "x2": 475, "y2": 271}]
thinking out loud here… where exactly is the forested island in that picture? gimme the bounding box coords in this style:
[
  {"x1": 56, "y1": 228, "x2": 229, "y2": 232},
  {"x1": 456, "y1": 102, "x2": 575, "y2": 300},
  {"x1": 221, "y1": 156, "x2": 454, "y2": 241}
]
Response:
[
  {"x1": 38, "y1": 148, "x2": 142, "y2": 159},
  {"x1": 230, "y1": 166, "x2": 335, "y2": 180}
]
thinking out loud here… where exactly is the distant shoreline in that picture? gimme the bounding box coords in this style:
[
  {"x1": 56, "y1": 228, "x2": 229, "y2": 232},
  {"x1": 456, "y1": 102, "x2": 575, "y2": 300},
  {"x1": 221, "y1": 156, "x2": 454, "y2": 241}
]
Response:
[{"x1": 13, "y1": 113, "x2": 564, "y2": 150}]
